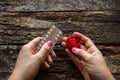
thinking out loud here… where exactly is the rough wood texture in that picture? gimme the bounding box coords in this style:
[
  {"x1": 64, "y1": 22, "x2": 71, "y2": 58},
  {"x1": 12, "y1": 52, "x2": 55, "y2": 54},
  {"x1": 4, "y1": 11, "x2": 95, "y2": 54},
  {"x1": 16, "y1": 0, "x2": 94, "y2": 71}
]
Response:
[
  {"x1": 0, "y1": 13, "x2": 120, "y2": 44},
  {"x1": 0, "y1": 11, "x2": 120, "y2": 22},
  {"x1": 0, "y1": 22, "x2": 120, "y2": 44},
  {"x1": 0, "y1": 45, "x2": 120, "y2": 80},
  {"x1": 0, "y1": 0, "x2": 120, "y2": 11},
  {"x1": 0, "y1": 0, "x2": 120, "y2": 80}
]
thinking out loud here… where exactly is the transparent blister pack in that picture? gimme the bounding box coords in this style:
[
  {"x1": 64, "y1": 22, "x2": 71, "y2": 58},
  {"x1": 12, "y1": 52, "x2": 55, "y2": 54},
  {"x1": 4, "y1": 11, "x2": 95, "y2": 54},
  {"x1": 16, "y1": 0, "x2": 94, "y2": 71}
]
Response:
[{"x1": 36, "y1": 26, "x2": 63, "y2": 52}]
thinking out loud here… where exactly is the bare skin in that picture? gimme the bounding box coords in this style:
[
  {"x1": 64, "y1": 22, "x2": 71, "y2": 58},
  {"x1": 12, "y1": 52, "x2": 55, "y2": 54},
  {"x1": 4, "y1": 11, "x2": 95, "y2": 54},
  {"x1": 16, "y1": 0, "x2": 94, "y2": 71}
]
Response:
[
  {"x1": 62, "y1": 32, "x2": 115, "y2": 80},
  {"x1": 9, "y1": 32, "x2": 115, "y2": 80},
  {"x1": 8, "y1": 37, "x2": 56, "y2": 80}
]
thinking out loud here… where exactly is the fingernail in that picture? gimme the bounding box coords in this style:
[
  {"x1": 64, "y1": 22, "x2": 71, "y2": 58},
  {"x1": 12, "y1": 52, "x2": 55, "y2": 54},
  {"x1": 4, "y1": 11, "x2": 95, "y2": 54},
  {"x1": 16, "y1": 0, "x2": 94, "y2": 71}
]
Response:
[
  {"x1": 47, "y1": 41, "x2": 53, "y2": 46},
  {"x1": 72, "y1": 47, "x2": 78, "y2": 51}
]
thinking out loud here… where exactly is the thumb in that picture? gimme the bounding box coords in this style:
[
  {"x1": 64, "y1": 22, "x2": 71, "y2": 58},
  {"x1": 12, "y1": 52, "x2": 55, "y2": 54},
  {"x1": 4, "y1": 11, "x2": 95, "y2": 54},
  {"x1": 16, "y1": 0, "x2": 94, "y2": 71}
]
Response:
[
  {"x1": 72, "y1": 47, "x2": 91, "y2": 61},
  {"x1": 35, "y1": 41, "x2": 53, "y2": 62}
]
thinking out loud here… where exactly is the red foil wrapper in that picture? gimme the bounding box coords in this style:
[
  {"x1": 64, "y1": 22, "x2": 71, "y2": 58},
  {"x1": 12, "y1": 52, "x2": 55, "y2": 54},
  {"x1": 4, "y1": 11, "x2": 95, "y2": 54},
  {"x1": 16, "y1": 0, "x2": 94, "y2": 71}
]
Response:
[{"x1": 66, "y1": 35, "x2": 81, "y2": 50}]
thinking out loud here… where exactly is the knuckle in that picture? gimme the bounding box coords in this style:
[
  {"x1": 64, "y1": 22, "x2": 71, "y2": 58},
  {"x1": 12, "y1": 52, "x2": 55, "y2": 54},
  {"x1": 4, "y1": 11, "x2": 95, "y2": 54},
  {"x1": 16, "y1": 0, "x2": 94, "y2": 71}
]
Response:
[
  {"x1": 21, "y1": 45, "x2": 28, "y2": 50},
  {"x1": 43, "y1": 45, "x2": 50, "y2": 51},
  {"x1": 85, "y1": 55, "x2": 92, "y2": 62},
  {"x1": 70, "y1": 55, "x2": 74, "y2": 60},
  {"x1": 38, "y1": 55, "x2": 43, "y2": 61},
  {"x1": 78, "y1": 49, "x2": 84, "y2": 54},
  {"x1": 35, "y1": 54, "x2": 43, "y2": 62}
]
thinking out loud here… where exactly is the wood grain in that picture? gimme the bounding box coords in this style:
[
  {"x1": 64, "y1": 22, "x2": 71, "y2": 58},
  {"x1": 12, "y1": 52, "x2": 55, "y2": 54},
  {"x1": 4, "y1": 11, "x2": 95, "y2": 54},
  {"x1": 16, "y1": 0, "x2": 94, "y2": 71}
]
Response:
[
  {"x1": 0, "y1": 11, "x2": 120, "y2": 22},
  {"x1": 0, "y1": 22, "x2": 120, "y2": 44},
  {"x1": 0, "y1": 0, "x2": 120, "y2": 11},
  {"x1": 0, "y1": 0, "x2": 120, "y2": 80},
  {"x1": 0, "y1": 45, "x2": 120, "y2": 80},
  {"x1": 0, "y1": 12, "x2": 119, "y2": 45}
]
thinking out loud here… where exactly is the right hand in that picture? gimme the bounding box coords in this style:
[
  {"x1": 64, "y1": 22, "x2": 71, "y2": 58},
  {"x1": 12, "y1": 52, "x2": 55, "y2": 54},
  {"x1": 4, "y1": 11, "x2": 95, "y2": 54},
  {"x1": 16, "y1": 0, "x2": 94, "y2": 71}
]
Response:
[{"x1": 62, "y1": 32, "x2": 115, "y2": 80}]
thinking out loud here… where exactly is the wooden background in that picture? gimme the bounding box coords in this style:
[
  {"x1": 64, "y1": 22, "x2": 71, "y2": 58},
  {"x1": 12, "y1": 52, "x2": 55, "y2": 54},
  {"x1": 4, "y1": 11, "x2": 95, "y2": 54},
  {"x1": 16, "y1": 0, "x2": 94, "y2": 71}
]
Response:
[{"x1": 0, "y1": 0, "x2": 120, "y2": 80}]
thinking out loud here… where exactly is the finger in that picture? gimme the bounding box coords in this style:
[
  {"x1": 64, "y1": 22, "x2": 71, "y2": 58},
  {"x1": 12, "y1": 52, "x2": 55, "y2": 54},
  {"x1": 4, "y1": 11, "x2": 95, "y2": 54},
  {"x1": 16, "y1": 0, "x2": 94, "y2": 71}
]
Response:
[
  {"x1": 61, "y1": 42, "x2": 66, "y2": 47},
  {"x1": 40, "y1": 63, "x2": 44, "y2": 68},
  {"x1": 50, "y1": 50, "x2": 57, "y2": 59},
  {"x1": 80, "y1": 44, "x2": 87, "y2": 51},
  {"x1": 47, "y1": 55, "x2": 53, "y2": 65},
  {"x1": 62, "y1": 39, "x2": 87, "y2": 51},
  {"x1": 62, "y1": 37, "x2": 67, "y2": 41},
  {"x1": 41, "y1": 50, "x2": 55, "y2": 67},
  {"x1": 82, "y1": 70, "x2": 91, "y2": 80},
  {"x1": 87, "y1": 45, "x2": 97, "y2": 54},
  {"x1": 65, "y1": 49, "x2": 84, "y2": 71},
  {"x1": 72, "y1": 47, "x2": 91, "y2": 61},
  {"x1": 73, "y1": 32, "x2": 97, "y2": 49},
  {"x1": 35, "y1": 41, "x2": 53, "y2": 62},
  {"x1": 44, "y1": 61, "x2": 50, "y2": 69},
  {"x1": 26, "y1": 37, "x2": 42, "y2": 50}
]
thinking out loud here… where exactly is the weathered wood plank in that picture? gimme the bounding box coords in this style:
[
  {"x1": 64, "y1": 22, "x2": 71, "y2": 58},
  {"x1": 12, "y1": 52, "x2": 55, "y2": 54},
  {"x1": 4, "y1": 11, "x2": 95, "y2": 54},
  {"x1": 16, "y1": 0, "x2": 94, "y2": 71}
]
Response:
[
  {"x1": 0, "y1": 0, "x2": 120, "y2": 11},
  {"x1": 0, "y1": 45, "x2": 120, "y2": 80},
  {"x1": 0, "y1": 72, "x2": 120, "y2": 80},
  {"x1": 35, "y1": 72, "x2": 84, "y2": 80},
  {"x1": 0, "y1": 72, "x2": 11, "y2": 80},
  {"x1": 0, "y1": 72, "x2": 84, "y2": 80},
  {"x1": 0, "y1": 21, "x2": 120, "y2": 44},
  {"x1": 0, "y1": 0, "x2": 119, "y2": 80},
  {"x1": 36, "y1": 73, "x2": 120, "y2": 80},
  {"x1": 0, "y1": 12, "x2": 120, "y2": 44},
  {"x1": 0, "y1": 11, "x2": 120, "y2": 22},
  {"x1": 0, "y1": 45, "x2": 120, "y2": 72}
]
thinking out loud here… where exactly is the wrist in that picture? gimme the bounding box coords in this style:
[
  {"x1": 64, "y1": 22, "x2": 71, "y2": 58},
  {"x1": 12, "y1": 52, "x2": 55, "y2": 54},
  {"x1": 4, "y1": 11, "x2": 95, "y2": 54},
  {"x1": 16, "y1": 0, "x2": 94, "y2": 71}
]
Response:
[
  {"x1": 93, "y1": 68, "x2": 115, "y2": 80},
  {"x1": 102, "y1": 70, "x2": 115, "y2": 80},
  {"x1": 9, "y1": 69, "x2": 35, "y2": 80},
  {"x1": 9, "y1": 72, "x2": 22, "y2": 80},
  {"x1": 9, "y1": 68, "x2": 27, "y2": 80},
  {"x1": 106, "y1": 73, "x2": 115, "y2": 80}
]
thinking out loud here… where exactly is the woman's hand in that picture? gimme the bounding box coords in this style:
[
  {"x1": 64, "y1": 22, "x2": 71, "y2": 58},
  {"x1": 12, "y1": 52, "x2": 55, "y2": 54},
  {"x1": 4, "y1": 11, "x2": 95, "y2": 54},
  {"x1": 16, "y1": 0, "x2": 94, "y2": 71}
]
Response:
[
  {"x1": 62, "y1": 32, "x2": 115, "y2": 80},
  {"x1": 9, "y1": 37, "x2": 56, "y2": 80}
]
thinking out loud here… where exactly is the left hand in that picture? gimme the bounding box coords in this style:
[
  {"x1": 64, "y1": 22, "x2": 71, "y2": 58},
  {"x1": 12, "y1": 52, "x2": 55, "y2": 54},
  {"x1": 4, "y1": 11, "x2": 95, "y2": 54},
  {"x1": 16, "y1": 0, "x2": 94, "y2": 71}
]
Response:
[{"x1": 8, "y1": 37, "x2": 56, "y2": 80}]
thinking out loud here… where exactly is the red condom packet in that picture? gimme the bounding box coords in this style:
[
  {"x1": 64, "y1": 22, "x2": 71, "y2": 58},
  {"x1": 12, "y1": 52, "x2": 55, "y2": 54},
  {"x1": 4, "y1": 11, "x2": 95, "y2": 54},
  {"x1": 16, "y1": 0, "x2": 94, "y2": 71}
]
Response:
[{"x1": 65, "y1": 35, "x2": 81, "y2": 51}]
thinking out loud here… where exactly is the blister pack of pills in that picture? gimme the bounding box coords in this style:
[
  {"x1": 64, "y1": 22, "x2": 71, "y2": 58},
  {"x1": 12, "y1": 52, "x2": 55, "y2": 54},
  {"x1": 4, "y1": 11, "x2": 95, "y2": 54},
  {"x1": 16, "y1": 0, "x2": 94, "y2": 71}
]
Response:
[{"x1": 37, "y1": 26, "x2": 63, "y2": 52}]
